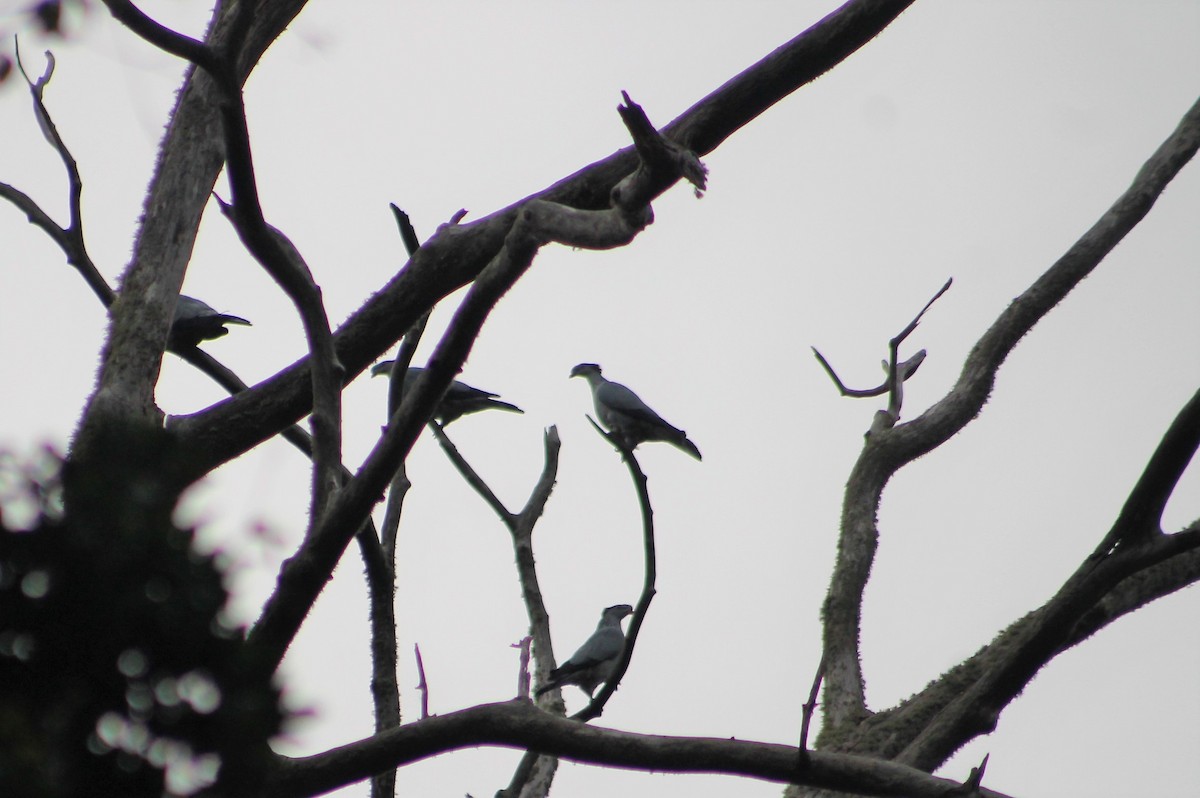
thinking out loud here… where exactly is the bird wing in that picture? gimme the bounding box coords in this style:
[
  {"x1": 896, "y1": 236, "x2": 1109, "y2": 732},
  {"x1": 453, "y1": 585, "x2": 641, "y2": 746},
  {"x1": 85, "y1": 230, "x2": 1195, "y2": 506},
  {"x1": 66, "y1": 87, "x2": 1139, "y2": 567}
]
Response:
[
  {"x1": 173, "y1": 295, "x2": 216, "y2": 322},
  {"x1": 560, "y1": 626, "x2": 624, "y2": 673},
  {"x1": 446, "y1": 379, "x2": 504, "y2": 403},
  {"x1": 596, "y1": 381, "x2": 670, "y2": 427}
]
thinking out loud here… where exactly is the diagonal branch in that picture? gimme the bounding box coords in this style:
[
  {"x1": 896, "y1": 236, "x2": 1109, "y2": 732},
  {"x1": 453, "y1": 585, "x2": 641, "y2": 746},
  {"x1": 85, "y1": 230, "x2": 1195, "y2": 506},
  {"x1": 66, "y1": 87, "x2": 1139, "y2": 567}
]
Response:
[{"x1": 429, "y1": 424, "x2": 515, "y2": 524}]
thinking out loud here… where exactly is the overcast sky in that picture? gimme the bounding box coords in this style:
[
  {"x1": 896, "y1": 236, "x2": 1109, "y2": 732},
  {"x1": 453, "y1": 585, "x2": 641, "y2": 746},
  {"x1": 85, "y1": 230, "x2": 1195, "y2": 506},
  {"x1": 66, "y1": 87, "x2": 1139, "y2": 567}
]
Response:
[{"x1": 1, "y1": 2, "x2": 1198, "y2": 797}]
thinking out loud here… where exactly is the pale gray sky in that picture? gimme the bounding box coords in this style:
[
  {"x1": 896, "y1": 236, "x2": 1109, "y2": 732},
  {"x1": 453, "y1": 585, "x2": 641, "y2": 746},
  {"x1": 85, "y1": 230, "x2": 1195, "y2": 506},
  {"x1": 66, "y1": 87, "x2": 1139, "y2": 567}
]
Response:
[{"x1": 1, "y1": 2, "x2": 1197, "y2": 797}]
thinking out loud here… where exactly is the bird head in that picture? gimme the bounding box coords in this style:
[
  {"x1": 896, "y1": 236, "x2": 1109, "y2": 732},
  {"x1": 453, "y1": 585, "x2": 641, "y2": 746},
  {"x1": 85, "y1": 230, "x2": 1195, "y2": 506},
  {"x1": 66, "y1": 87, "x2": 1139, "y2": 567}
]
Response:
[
  {"x1": 370, "y1": 360, "x2": 396, "y2": 378},
  {"x1": 570, "y1": 363, "x2": 602, "y2": 379},
  {"x1": 602, "y1": 604, "x2": 634, "y2": 622}
]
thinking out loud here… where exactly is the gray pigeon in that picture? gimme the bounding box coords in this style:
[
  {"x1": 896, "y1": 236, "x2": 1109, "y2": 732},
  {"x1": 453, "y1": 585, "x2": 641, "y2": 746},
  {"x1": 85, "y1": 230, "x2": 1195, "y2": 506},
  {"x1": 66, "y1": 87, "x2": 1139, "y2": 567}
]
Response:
[
  {"x1": 371, "y1": 362, "x2": 523, "y2": 425},
  {"x1": 169, "y1": 295, "x2": 251, "y2": 349},
  {"x1": 569, "y1": 363, "x2": 701, "y2": 460},
  {"x1": 536, "y1": 604, "x2": 634, "y2": 699}
]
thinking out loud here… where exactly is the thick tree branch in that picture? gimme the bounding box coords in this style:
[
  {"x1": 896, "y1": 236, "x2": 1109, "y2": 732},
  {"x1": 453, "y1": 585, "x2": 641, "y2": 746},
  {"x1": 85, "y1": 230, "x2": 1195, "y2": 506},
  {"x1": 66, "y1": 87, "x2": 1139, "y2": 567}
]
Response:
[
  {"x1": 1066, "y1": 538, "x2": 1200, "y2": 646},
  {"x1": 263, "y1": 700, "x2": 1013, "y2": 798},
  {"x1": 166, "y1": 0, "x2": 920, "y2": 481}
]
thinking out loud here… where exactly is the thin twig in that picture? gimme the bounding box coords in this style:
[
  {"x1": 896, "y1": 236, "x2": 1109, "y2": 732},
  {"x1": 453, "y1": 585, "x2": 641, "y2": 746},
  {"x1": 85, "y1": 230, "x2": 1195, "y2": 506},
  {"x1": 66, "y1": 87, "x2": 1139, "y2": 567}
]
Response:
[
  {"x1": 414, "y1": 643, "x2": 430, "y2": 720},
  {"x1": 3, "y1": 43, "x2": 114, "y2": 307},
  {"x1": 811, "y1": 277, "x2": 950, "y2": 429},
  {"x1": 812, "y1": 347, "x2": 926, "y2": 398},
  {"x1": 796, "y1": 651, "x2": 826, "y2": 768},
  {"x1": 379, "y1": 206, "x2": 429, "y2": 560},
  {"x1": 429, "y1": 423, "x2": 515, "y2": 523},
  {"x1": 514, "y1": 636, "x2": 533, "y2": 700},
  {"x1": 885, "y1": 278, "x2": 953, "y2": 424},
  {"x1": 955, "y1": 753, "x2": 990, "y2": 796}
]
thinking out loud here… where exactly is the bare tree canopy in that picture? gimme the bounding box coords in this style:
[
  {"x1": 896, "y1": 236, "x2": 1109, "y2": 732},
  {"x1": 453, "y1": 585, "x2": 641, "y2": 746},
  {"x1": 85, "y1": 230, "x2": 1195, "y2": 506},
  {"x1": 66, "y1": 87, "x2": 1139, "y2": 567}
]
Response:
[{"x1": 1, "y1": 2, "x2": 1197, "y2": 797}]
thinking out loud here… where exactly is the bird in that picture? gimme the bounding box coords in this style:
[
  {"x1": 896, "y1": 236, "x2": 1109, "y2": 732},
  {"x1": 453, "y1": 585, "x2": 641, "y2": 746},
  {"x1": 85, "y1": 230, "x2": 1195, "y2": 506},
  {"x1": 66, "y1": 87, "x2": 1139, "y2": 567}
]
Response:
[
  {"x1": 536, "y1": 604, "x2": 634, "y2": 699},
  {"x1": 168, "y1": 295, "x2": 251, "y2": 349},
  {"x1": 569, "y1": 363, "x2": 701, "y2": 460},
  {"x1": 370, "y1": 362, "x2": 524, "y2": 425}
]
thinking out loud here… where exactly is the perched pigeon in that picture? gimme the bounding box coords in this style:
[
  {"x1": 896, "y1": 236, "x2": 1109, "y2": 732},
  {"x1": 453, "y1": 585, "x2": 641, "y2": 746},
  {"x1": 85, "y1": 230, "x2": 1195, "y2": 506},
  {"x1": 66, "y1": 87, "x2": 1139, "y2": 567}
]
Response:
[
  {"x1": 169, "y1": 295, "x2": 251, "y2": 349},
  {"x1": 536, "y1": 604, "x2": 634, "y2": 699},
  {"x1": 569, "y1": 363, "x2": 701, "y2": 460},
  {"x1": 370, "y1": 362, "x2": 523, "y2": 425}
]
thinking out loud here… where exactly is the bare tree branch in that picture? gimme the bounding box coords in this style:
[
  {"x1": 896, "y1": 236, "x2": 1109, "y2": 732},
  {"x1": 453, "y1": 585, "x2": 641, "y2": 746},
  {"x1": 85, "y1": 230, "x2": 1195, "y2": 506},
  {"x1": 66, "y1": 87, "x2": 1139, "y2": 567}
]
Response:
[
  {"x1": 264, "y1": 700, "x2": 1014, "y2": 798},
  {"x1": 881, "y1": 278, "x2": 953, "y2": 429},
  {"x1": 811, "y1": 347, "x2": 925, "y2": 399},
  {"x1": 797, "y1": 653, "x2": 826, "y2": 767},
  {"x1": 413, "y1": 644, "x2": 429, "y2": 721},
  {"x1": 429, "y1": 424, "x2": 515, "y2": 524},
  {"x1": 812, "y1": 277, "x2": 949, "y2": 433},
  {"x1": 1, "y1": 45, "x2": 113, "y2": 307}
]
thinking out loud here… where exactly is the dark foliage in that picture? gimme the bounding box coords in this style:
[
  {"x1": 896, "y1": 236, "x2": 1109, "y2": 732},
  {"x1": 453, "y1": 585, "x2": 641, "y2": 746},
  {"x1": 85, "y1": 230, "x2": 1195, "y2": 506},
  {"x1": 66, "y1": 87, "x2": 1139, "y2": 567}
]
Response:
[{"x1": 0, "y1": 429, "x2": 283, "y2": 797}]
